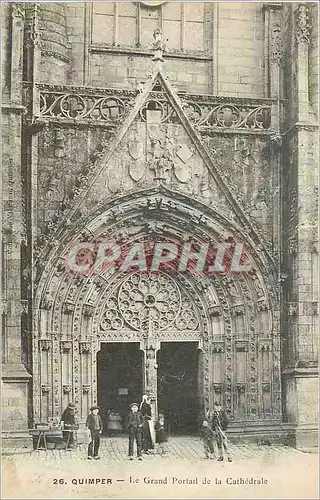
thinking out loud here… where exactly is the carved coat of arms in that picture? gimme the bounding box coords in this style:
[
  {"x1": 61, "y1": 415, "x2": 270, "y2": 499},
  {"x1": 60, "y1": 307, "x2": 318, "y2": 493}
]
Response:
[{"x1": 128, "y1": 139, "x2": 146, "y2": 182}]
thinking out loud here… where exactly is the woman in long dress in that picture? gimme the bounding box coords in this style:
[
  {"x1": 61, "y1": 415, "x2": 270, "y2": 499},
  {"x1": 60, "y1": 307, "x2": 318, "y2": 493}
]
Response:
[{"x1": 140, "y1": 395, "x2": 154, "y2": 453}]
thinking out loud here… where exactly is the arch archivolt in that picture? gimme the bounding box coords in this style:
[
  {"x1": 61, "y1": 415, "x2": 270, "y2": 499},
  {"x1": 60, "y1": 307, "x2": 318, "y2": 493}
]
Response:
[{"x1": 33, "y1": 188, "x2": 281, "y2": 426}]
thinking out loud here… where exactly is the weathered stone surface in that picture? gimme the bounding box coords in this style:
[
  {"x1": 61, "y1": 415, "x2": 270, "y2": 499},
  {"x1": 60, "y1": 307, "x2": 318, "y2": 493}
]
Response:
[{"x1": 1, "y1": 2, "x2": 318, "y2": 451}]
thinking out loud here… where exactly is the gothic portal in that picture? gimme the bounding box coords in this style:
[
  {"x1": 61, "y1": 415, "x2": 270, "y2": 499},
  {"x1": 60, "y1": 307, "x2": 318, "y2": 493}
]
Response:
[{"x1": 1, "y1": 2, "x2": 318, "y2": 450}]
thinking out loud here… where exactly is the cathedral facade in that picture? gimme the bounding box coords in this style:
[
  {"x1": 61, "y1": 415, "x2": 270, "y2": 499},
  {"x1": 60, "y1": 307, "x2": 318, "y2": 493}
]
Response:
[{"x1": 1, "y1": 1, "x2": 318, "y2": 450}]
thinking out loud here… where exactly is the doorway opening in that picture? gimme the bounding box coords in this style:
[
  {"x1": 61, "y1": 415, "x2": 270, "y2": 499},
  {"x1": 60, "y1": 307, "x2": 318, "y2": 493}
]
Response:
[
  {"x1": 157, "y1": 341, "x2": 199, "y2": 435},
  {"x1": 97, "y1": 342, "x2": 143, "y2": 434}
]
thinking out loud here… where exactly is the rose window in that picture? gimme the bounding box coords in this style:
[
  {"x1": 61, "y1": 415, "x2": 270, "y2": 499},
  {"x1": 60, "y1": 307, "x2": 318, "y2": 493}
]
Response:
[{"x1": 118, "y1": 272, "x2": 181, "y2": 331}]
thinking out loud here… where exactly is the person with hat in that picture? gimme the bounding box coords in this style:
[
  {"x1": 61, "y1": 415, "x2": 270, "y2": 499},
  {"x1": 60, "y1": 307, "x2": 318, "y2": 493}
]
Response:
[
  {"x1": 127, "y1": 403, "x2": 144, "y2": 460},
  {"x1": 86, "y1": 405, "x2": 103, "y2": 460},
  {"x1": 60, "y1": 402, "x2": 76, "y2": 449},
  {"x1": 209, "y1": 400, "x2": 232, "y2": 462}
]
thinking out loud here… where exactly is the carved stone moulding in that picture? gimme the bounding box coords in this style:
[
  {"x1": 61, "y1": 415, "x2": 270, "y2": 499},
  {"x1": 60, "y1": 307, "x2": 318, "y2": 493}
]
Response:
[
  {"x1": 295, "y1": 4, "x2": 310, "y2": 44},
  {"x1": 60, "y1": 341, "x2": 72, "y2": 352},
  {"x1": 207, "y1": 304, "x2": 221, "y2": 317},
  {"x1": 235, "y1": 340, "x2": 248, "y2": 352},
  {"x1": 236, "y1": 383, "x2": 246, "y2": 393},
  {"x1": 213, "y1": 383, "x2": 223, "y2": 393},
  {"x1": 256, "y1": 300, "x2": 269, "y2": 312},
  {"x1": 39, "y1": 339, "x2": 51, "y2": 351},
  {"x1": 21, "y1": 299, "x2": 29, "y2": 315},
  {"x1": 2, "y1": 299, "x2": 7, "y2": 315},
  {"x1": 260, "y1": 339, "x2": 272, "y2": 351},
  {"x1": 41, "y1": 384, "x2": 50, "y2": 395},
  {"x1": 82, "y1": 385, "x2": 90, "y2": 394},
  {"x1": 41, "y1": 292, "x2": 54, "y2": 310},
  {"x1": 79, "y1": 342, "x2": 91, "y2": 354},
  {"x1": 83, "y1": 304, "x2": 94, "y2": 317},
  {"x1": 311, "y1": 302, "x2": 318, "y2": 316},
  {"x1": 63, "y1": 384, "x2": 71, "y2": 394},
  {"x1": 288, "y1": 302, "x2": 297, "y2": 316},
  {"x1": 262, "y1": 382, "x2": 271, "y2": 393},
  {"x1": 212, "y1": 342, "x2": 224, "y2": 353},
  {"x1": 232, "y1": 304, "x2": 245, "y2": 316},
  {"x1": 62, "y1": 302, "x2": 75, "y2": 315}
]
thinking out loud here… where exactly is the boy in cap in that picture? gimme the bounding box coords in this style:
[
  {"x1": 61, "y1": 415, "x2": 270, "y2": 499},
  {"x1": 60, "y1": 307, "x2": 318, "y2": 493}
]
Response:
[
  {"x1": 127, "y1": 402, "x2": 144, "y2": 460},
  {"x1": 211, "y1": 400, "x2": 232, "y2": 462},
  {"x1": 86, "y1": 405, "x2": 103, "y2": 460},
  {"x1": 61, "y1": 402, "x2": 76, "y2": 449}
]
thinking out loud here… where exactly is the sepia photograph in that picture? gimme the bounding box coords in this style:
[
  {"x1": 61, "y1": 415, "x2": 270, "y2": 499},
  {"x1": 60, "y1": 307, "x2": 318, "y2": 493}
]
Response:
[{"x1": 1, "y1": 0, "x2": 319, "y2": 498}]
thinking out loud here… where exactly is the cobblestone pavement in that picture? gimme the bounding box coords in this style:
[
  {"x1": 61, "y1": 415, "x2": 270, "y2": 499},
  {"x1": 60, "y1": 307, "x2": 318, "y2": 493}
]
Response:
[
  {"x1": 2, "y1": 438, "x2": 318, "y2": 499},
  {"x1": 1, "y1": 436, "x2": 310, "y2": 462}
]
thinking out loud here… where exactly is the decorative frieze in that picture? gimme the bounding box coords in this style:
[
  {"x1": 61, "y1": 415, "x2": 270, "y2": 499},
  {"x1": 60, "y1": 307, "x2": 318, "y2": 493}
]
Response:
[
  {"x1": 33, "y1": 83, "x2": 271, "y2": 132},
  {"x1": 182, "y1": 100, "x2": 271, "y2": 131},
  {"x1": 38, "y1": 88, "x2": 134, "y2": 123}
]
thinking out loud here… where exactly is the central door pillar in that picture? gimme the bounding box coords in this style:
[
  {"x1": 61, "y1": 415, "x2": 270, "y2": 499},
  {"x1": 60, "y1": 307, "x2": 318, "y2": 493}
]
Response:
[{"x1": 142, "y1": 317, "x2": 160, "y2": 417}]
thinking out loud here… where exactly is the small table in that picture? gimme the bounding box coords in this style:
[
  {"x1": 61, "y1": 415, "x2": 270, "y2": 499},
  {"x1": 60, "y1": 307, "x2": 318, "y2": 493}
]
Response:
[
  {"x1": 62, "y1": 428, "x2": 78, "y2": 450},
  {"x1": 30, "y1": 428, "x2": 51, "y2": 451},
  {"x1": 30, "y1": 427, "x2": 78, "y2": 451}
]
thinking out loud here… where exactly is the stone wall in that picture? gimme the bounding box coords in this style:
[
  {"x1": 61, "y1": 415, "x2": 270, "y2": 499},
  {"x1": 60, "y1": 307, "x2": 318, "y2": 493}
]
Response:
[{"x1": 1, "y1": 1, "x2": 318, "y2": 449}]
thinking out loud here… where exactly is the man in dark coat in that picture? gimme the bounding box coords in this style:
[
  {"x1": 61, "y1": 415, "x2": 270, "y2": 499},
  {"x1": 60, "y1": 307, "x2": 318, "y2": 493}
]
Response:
[
  {"x1": 127, "y1": 402, "x2": 144, "y2": 460},
  {"x1": 61, "y1": 402, "x2": 76, "y2": 448},
  {"x1": 86, "y1": 405, "x2": 103, "y2": 460}
]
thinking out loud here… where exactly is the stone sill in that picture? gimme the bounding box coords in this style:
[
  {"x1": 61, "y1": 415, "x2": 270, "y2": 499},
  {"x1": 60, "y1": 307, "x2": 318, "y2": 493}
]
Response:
[
  {"x1": 90, "y1": 44, "x2": 212, "y2": 62},
  {"x1": 282, "y1": 366, "x2": 319, "y2": 377},
  {"x1": 1, "y1": 363, "x2": 32, "y2": 380}
]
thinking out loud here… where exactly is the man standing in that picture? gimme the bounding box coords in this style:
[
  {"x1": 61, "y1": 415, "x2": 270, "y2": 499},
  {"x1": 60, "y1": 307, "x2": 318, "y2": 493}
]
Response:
[
  {"x1": 86, "y1": 405, "x2": 103, "y2": 460},
  {"x1": 210, "y1": 400, "x2": 232, "y2": 462},
  {"x1": 127, "y1": 403, "x2": 144, "y2": 460},
  {"x1": 61, "y1": 402, "x2": 76, "y2": 449}
]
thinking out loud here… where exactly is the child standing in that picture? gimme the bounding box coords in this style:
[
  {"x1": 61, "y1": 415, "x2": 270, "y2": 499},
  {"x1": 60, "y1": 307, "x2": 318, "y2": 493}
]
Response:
[
  {"x1": 86, "y1": 405, "x2": 103, "y2": 460},
  {"x1": 211, "y1": 401, "x2": 232, "y2": 462},
  {"x1": 155, "y1": 414, "x2": 168, "y2": 455},
  {"x1": 200, "y1": 420, "x2": 215, "y2": 459},
  {"x1": 127, "y1": 403, "x2": 144, "y2": 460}
]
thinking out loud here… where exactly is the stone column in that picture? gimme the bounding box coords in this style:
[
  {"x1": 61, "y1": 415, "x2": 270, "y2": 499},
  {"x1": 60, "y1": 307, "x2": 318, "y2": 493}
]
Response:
[
  {"x1": 143, "y1": 317, "x2": 160, "y2": 418},
  {"x1": 1, "y1": 4, "x2": 32, "y2": 449},
  {"x1": 282, "y1": 3, "x2": 319, "y2": 450}
]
